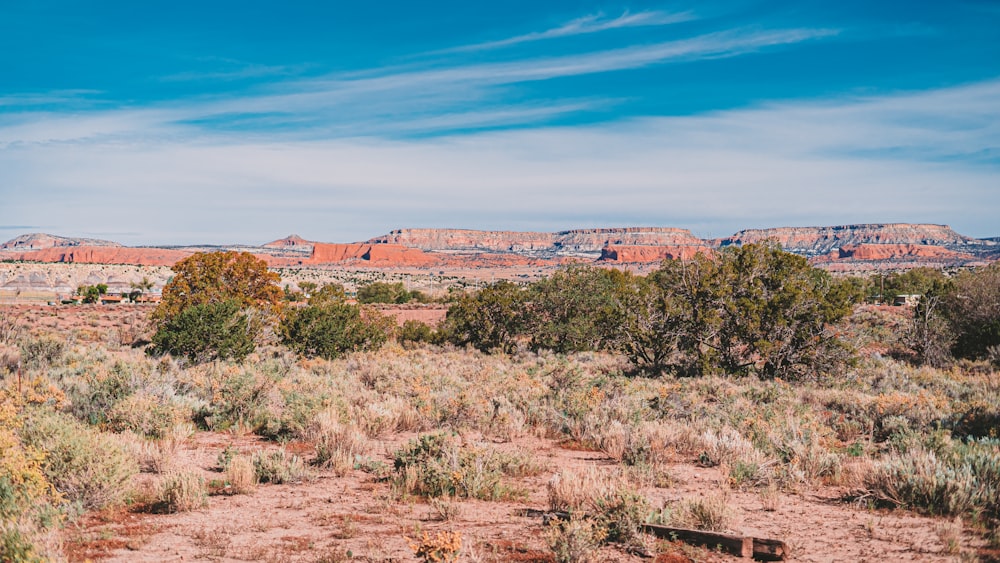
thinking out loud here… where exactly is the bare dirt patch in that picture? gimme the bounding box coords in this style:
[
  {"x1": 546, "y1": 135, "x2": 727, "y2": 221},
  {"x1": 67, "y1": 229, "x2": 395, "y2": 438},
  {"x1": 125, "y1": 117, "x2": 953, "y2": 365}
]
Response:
[{"x1": 57, "y1": 431, "x2": 975, "y2": 563}]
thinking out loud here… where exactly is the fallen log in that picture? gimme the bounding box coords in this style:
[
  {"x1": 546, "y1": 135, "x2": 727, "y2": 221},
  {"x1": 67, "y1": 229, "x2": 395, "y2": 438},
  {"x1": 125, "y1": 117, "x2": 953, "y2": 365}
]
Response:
[
  {"x1": 641, "y1": 524, "x2": 752, "y2": 558},
  {"x1": 641, "y1": 524, "x2": 788, "y2": 561},
  {"x1": 516, "y1": 508, "x2": 788, "y2": 560},
  {"x1": 751, "y1": 537, "x2": 790, "y2": 561}
]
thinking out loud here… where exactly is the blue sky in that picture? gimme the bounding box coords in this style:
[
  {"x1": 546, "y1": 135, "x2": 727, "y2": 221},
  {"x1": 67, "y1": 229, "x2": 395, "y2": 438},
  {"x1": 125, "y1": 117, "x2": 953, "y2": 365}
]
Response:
[{"x1": 1, "y1": 1, "x2": 998, "y2": 245}]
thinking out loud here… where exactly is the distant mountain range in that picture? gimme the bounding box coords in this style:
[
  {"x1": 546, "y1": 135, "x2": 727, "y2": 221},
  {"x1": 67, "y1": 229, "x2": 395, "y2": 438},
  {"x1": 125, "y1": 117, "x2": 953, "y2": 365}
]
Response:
[{"x1": 2, "y1": 224, "x2": 998, "y2": 272}]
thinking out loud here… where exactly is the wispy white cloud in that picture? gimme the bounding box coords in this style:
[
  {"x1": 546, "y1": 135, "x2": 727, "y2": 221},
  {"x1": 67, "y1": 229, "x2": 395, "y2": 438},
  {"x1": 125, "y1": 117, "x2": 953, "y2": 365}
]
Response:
[
  {"x1": 0, "y1": 26, "x2": 838, "y2": 146},
  {"x1": 0, "y1": 89, "x2": 103, "y2": 108},
  {"x1": 160, "y1": 62, "x2": 304, "y2": 82},
  {"x1": 1, "y1": 79, "x2": 997, "y2": 244},
  {"x1": 430, "y1": 10, "x2": 697, "y2": 54}
]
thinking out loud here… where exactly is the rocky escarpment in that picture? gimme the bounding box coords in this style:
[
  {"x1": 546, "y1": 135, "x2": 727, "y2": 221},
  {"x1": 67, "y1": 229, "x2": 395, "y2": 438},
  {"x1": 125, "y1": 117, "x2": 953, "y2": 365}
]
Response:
[
  {"x1": 1, "y1": 233, "x2": 121, "y2": 251},
  {"x1": 5, "y1": 246, "x2": 194, "y2": 267},
  {"x1": 263, "y1": 234, "x2": 314, "y2": 253},
  {"x1": 719, "y1": 224, "x2": 987, "y2": 256},
  {"x1": 2, "y1": 223, "x2": 996, "y2": 272},
  {"x1": 369, "y1": 227, "x2": 705, "y2": 255},
  {"x1": 307, "y1": 243, "x2": 438, "y2": 266}
]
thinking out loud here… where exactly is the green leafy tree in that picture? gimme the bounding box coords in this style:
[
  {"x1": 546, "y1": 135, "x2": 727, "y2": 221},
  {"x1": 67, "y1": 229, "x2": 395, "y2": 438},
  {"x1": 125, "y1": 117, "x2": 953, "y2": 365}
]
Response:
[
  {"x1": 911, "y1": 278, "x2": 955, "y2": 367},
  {"x1": 441, "y1": 281, "x2": 527, "y2": 354},
  {"x1": 279, "y1": 301, "x2": 391, "y2": 359},
  {"x1": 944, "y1": 263, "x2": 1000, "y2": 361},
  {"x1": 150, "y1": 300, "x2": 255, "y2": 363},
  {"x1": 297, "y1": 281, "x2": 318, "y2": 296},
  {"x1": 76, "y1": 284, "x2": 108, "y2": 304},
  {"x1": 149, "y1": 252, "x2": 281, "y2": 362},
  {"x1": 712, "y1": 242, "x2": 855, "y2": 379},
  {"x1": 614, "y1": 243, "x2": 855, "y2": 379},
  {"x1": 152, "y1": 251, "x2": 282, "y2": 327},
  {"x1": 915, "y1": 263, "x2": 1000, "y2": 366},
  {"x1": 397, "y1": 319, "x2": 438, "y2": 345},
  {"x1": 526, "y1": 265, "x2": 621, "y2": 353},
  {"x1": 883, "y1": 268, "x2": 948, "y2": 303}
]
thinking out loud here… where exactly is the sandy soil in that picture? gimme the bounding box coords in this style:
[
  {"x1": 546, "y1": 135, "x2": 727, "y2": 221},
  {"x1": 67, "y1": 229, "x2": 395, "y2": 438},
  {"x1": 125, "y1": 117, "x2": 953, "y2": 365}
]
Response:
[{"x1": 61, "y1": 431, "x2": 978, "y2": 563}]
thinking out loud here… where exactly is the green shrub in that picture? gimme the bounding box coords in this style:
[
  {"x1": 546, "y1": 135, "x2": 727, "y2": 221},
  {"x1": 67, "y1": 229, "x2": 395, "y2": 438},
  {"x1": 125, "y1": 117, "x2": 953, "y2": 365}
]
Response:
[
  {"x1": 0, "y1": 525, "x2": 45, "y2": 563},
  {"x1": 357, "y1": 282, "x2": 411, "y2": 304},
  {"x1": 279, "y1": 301, "x2": 390, "y2": 360},
  {"x1": 19, "y1": 408, "x2": 137, "y2": 510},
  {"x1": 397, "y1": 320, "x2": 437, "y2": 345},
  {"x1": 547, "y1": 517, "x2": 605, "y2": 563},
  {"x1": 150, "y1": 300, "x2": 256, "y2": 364},
  {"x1": 590, "y1": 487, "x2": 649, "y2": 544}
]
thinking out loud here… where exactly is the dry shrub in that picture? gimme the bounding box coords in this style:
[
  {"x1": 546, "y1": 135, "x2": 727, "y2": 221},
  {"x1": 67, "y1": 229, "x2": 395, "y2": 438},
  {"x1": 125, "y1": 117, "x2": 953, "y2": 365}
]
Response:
[
  {"x1": 160, "y1": 471, "x2": 207, "y2": 513},
  {"x1": 224, "y1": 455, "x2": 257, "y2": 495},
  {"x1": 106, "y1": 392, "x2": 189, "y2": 439},
  {"x1": 547, "y1": 467, "x2": 650, "y2": 545},
  {"x1": 864, "y1": 448, "x2": 983, "y2": 516},
  {"x1": 0, "y1": 345, "x2": 20, "y2": 374},
  {"x1": 308, "y1": 408, "x2": 368, "y2": 476},
  {"x1": 355, "y1": 398, "x2": 404, "y2": 438},
  {"x1": 668, "y1": 492, "x2": 735, "y2": 532},
  {"x1": 19, "y1": 408, "x2": 138, "y2": 510},
  {"x1": 487, "y1": 396, "x2": 526, "y2": 441},
  {"x1": 0, "y1": 310, "x2": 25, "y2": 346},
  {"x1": 547, "y1": 468, "x2": 615, "y2": 513},
  {"x1": 252, "y1": 450, "x2": 310, "y2": 484},
  {"x1": 18, "y1": 336, "x2": 64, "y2": 370},
  {"x1": 547, "y1": 517, "x2": 605, "y2": 563},
  {"x1": 758, "y1": 483, "x2": 781, "y2": 512},
  {"x1": 391, "y1": 433, "x2": 523, "y2": 501},
  {"x1": 698, "y1": 427, "x2": 765, "y2": 468},
  {"x1": 644, "y1": 420, "x2": 703, "y2": 456},
  {"x1": 409, "y1": 530, "x2": 462, "y2": 563}
]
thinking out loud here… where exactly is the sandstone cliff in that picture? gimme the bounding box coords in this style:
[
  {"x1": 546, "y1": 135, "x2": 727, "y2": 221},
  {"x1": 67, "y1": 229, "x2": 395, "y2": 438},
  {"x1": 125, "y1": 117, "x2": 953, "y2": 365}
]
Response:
[
  {"x1": 2, "y1": 223, "x2": 996, "y2": 272},
  {"x1": 307, "y1": 243, "x2": 438, "y2": 266},
  {"x1": 720, "y1": 224, "x2": 984, "y2": 256},
  {"x1": 368, "y1": 227, "x2": 705, "y2": 255},
  {"x1": 7, "y1": 246, "x2": 193, "y2": 267}
]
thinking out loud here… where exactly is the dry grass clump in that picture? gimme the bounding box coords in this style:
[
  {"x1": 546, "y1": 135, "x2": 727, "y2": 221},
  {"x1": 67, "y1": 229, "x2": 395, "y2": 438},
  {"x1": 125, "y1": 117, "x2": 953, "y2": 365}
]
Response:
[
  {"x1": 547, "y1": 516, "x2": 606, "y2": 563},
  {"x1": 160, "y1": 471, "x2": 207, "y2": 513},
  {"x1": 547, "y1": 467, "x2": 650, "y2": 546},
  {"x1": 308, "y1": 408, "x2": 369, "y2": 476},
  {"x1": 665, "y1": 492, "x2": 736, "y2": 532},
  {"x1": 224, "y1": 455, "x2": 257, "y2": 495},
  {"x1": 391, "y1": 432, "x2": 527, "y2": 501},
  {"x1": 252, "y1": 450, "x2": 311, "y2": 485}
]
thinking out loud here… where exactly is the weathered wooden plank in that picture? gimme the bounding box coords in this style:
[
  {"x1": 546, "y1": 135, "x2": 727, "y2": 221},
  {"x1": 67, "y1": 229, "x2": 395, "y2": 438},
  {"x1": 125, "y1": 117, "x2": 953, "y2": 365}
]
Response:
[
  {"x1": 641, "y1": 524, "x2": 753, "y2": 558},
  {"x1": 752, "y1": 537, "x2": 789, "y2": 561}
]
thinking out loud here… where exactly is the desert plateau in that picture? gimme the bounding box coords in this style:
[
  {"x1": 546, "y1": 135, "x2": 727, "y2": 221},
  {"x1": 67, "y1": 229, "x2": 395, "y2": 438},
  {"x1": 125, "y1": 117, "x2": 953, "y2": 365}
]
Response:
[
  {"x1": 4, "y1": 2, "x2": 1000, "y2": 562},
  {"x1": 0, "y1": 223, "x2": 998, "y2": 563}
]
